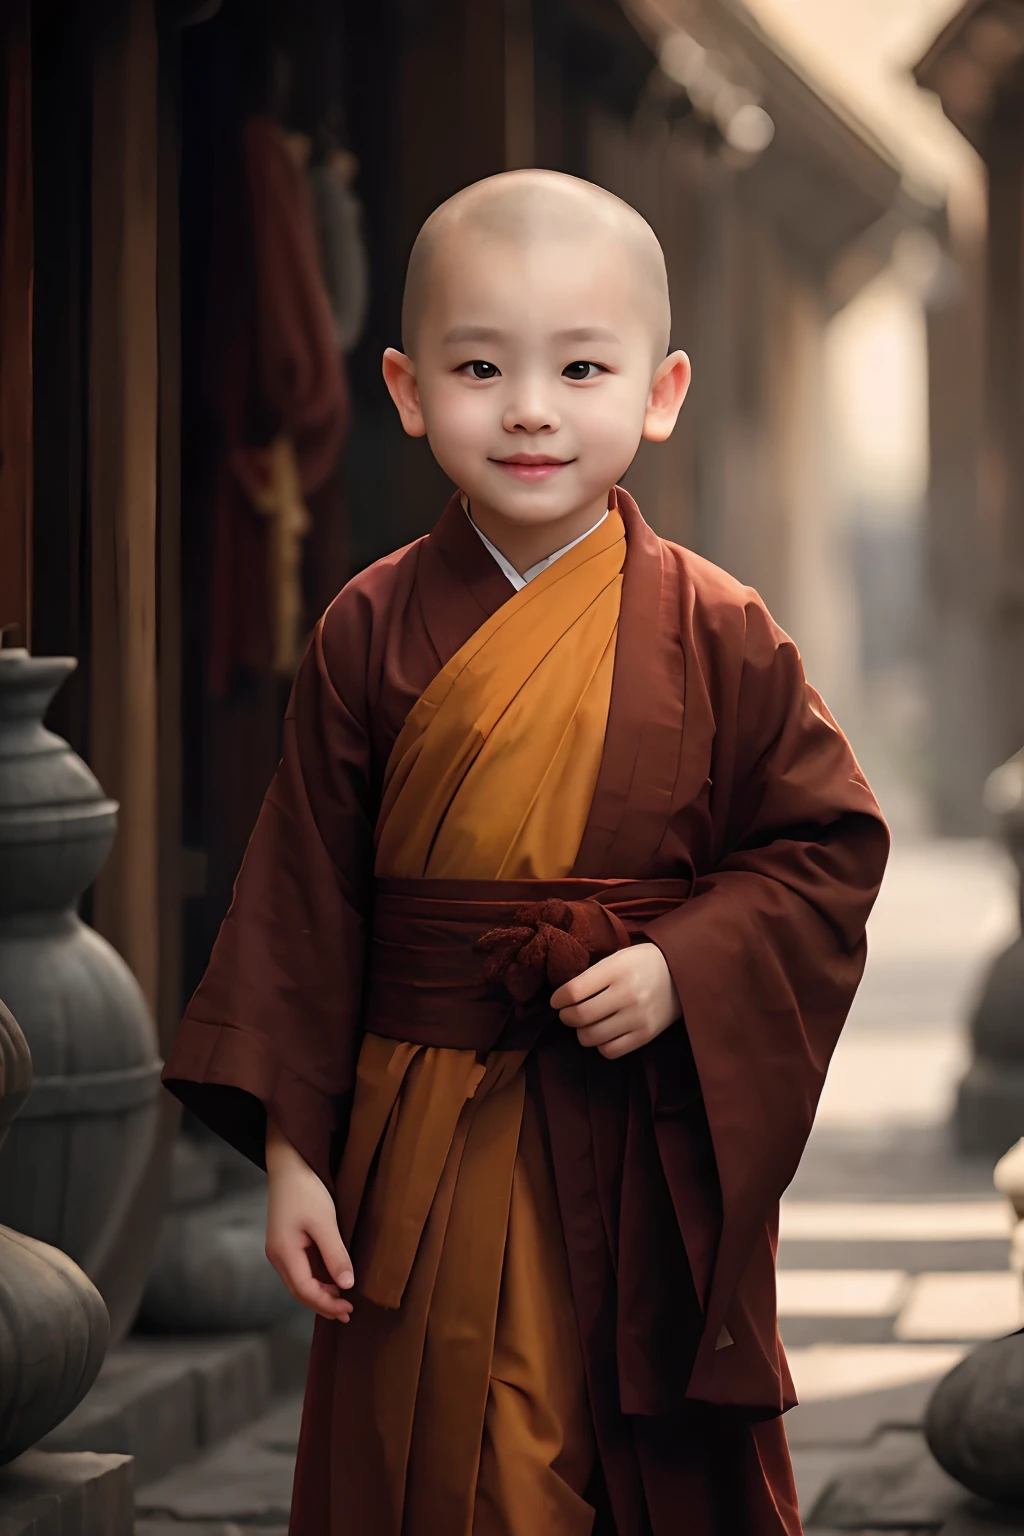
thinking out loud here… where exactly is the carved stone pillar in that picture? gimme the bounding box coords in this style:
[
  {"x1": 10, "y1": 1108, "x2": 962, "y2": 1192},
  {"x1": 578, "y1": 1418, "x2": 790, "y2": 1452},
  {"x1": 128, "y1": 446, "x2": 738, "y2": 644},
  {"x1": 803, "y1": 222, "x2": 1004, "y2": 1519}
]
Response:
[{"x1": 0, "y1": 649, "x2": 163, "y2": 1338}]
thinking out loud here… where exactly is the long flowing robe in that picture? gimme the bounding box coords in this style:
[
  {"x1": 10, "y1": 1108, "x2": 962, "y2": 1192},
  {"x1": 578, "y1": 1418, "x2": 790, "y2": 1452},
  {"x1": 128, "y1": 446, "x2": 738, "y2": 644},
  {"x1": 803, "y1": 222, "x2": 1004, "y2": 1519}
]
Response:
[{"x1": 162, "y1": 487, "x2": 890, "y2": 1535}]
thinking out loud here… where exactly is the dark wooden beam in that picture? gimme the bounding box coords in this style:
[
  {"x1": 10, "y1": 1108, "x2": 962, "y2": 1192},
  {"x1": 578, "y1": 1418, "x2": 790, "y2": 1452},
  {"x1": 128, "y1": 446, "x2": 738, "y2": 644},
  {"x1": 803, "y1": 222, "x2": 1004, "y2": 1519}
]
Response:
[
  {"x1": 30, "y1": 0, "x2": 90, "y2": 759},
  {"x1": 88, "y1": 0, "x2": 161, "y2": 1011},
  {"x1": 0, "y1": 0, "x2": 33, "y2": 647},
  {"x1": 157, "y1": 19, "x2": 184, "y2": 1052},
  {"x1": 86, "y1": 0, "x2": 181, "y2": 1347}
]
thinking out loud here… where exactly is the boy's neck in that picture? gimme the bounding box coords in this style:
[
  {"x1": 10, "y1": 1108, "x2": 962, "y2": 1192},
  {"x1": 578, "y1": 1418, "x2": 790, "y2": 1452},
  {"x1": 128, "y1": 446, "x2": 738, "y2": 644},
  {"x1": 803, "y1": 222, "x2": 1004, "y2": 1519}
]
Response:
[{"x1": 464, "y1": 490, "x2": 613, "y2": 576}]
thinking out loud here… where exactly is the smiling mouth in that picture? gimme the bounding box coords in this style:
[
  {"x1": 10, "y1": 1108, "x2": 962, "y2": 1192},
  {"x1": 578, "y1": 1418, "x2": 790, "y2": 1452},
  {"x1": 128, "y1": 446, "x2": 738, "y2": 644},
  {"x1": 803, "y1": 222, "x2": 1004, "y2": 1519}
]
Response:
[{"x1": 490, "y1": 455, "x2": 574, "y2": 479}]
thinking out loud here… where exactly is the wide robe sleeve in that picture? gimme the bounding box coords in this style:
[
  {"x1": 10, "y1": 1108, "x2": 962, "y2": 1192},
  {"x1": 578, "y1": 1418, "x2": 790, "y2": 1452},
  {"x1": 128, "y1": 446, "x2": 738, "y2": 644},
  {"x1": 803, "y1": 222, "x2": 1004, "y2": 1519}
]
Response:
[
  {"x1": 162, "y1": 604, "x2": 374, "y2": 1191},
  {"x1": 642, "y1": 583, "x2": 890, "y2": 1409}
]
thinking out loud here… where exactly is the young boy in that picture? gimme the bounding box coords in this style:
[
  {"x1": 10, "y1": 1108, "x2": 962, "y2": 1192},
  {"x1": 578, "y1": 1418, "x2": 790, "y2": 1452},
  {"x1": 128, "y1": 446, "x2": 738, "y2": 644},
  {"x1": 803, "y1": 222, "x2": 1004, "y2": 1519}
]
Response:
[{"x1": 163, "y1": 170, "x2": 889, "y2": 1536}]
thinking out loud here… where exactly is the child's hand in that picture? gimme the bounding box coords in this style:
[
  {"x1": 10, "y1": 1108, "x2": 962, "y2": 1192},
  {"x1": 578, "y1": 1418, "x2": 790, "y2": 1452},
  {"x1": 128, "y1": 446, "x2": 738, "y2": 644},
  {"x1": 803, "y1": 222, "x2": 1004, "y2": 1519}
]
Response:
[
  {"x1": 265, "y1": 1118, "x2": 355, "y2": 1322},
  {"x1": 550, "y1": 942, "x2": 681, "y2": 1059}
]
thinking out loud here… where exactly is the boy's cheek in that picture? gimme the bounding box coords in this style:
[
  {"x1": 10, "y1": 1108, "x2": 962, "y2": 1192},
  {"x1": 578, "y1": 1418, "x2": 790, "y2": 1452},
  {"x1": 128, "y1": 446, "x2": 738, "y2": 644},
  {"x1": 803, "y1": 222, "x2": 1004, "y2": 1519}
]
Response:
[
  {"x1": 572, "y1": 410, "x2": 645, "y2": 479},
  {"x1": 422, "y1": 392, "x2": 497, "y2": 462}
]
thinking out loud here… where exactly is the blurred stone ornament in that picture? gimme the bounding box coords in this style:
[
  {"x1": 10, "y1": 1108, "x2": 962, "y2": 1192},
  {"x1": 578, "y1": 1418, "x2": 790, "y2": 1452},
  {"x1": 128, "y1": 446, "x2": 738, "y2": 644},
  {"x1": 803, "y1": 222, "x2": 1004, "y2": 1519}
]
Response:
[
  {"x1": 141, "y1": 1183, "x2": 296, "y2": 1334},
  {"x1": 0, "y1": 650, "x2": 162, "y2": 1328},
  {"x1": 925, "y1": 1332, "x2": 1024, "y2": 1508},
  {"x1": 0, "y1": 999, "x2": 109, "y2": 1466},
  {"x1": 140, "y1": 1129, "x2": 298, "y2": 1334},
  {"x1": 995, "y1": 1138, "x2": 1024, "y2": 1219},
  {"x1": 995, "y1": 1139, "x2": 1024, "y2": 1287},
  {"x1": 956, "y1": 746, "x2": 1024, "y2": 1154}
]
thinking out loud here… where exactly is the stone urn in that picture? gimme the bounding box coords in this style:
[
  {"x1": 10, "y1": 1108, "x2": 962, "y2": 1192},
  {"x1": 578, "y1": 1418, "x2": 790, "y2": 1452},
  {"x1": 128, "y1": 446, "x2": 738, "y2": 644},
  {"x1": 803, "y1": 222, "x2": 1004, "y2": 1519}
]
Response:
[
  {"x1": 0, "y1": 997, "x2": 109, "y2": 1466},
  {"x1": 0, "y1": 650, "x2": 162, "y2": 1318}
]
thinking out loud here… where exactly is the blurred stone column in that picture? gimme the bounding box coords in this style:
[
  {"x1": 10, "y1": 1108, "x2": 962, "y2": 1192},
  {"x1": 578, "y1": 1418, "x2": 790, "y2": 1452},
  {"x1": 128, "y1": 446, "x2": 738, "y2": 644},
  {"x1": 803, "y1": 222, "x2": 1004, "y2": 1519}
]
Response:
[{"x1": 916, "y1": 11, "x2": 1024, "y2": 825}]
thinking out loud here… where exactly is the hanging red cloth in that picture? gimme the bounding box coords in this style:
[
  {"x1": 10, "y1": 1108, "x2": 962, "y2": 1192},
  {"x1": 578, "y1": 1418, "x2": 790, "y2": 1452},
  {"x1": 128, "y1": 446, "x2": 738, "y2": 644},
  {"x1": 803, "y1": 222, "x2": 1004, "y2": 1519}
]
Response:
[{"x1": 205, "y1": 114, "x2": 349, "y2": 700}]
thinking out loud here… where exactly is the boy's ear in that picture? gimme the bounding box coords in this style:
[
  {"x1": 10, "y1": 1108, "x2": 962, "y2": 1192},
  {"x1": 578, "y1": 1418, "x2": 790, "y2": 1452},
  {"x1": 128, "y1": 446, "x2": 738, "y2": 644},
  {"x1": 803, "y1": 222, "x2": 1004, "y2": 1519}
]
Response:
[
  {"x1": 382, "y1": 348, "x2": 427, "y2": 438},
  {"x1": 642, "y1": 351, "x2": 691, "y2": 444}
]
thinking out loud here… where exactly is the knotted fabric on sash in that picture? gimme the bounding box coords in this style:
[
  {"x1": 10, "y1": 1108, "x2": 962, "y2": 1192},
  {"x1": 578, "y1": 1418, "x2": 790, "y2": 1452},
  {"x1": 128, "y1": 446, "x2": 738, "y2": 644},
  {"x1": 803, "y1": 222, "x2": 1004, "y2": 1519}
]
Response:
[{"x1": 477, "y1": 898, "x2": 630, "y2": 1002}]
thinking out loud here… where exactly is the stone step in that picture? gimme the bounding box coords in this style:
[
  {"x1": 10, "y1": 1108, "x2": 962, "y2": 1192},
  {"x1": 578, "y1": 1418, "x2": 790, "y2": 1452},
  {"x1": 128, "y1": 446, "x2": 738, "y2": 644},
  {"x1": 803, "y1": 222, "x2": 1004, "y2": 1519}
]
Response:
[
  {"x1": 136, "y1": 1527, "x2": 287, "y2": 1536},
  {"x1": 779, "y1": 1239, "x2": 1012, "y2": 1273},
  {"x1": 809, "y1": 1428, "x2": 969, "y2": 1529},
  {"x1": 39, "y1": 1314, "x2": 312, "y2": 1489},
  {"x1": 0, "y1": 1451, "x2": 133, "y2": 1536},
  {"x1": 135, "y1": 1394, "x2": 301, "y2": 1529},
  {"x1": 939, "y1": 1510, "x2": 1024, "y2": 1534}
]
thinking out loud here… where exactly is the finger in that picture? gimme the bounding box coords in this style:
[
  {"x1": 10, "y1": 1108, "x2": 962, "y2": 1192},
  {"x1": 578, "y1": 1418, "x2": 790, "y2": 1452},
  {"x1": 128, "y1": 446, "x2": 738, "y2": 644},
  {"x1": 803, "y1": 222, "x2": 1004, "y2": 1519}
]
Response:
[
  {"x1": 300, "y1": 1287, "x2": 354, "y2": 1320},
  {"x1": 598, "y1": 1030, "x2": 646, "y2": 1060},
  {"x1": 559, "y1": 987, "x2": 624, "y2": 1030},
  {"x1": 308, "y1": 1220, "x2": 356, "y2": 1290},
  {"x1": 275, "y1": 1246, "x2": 355, "y2": 1319},
  {"x1": 576, "y1": 1013, "x2": 635, "y2": 1049},
  {"x1": 550, "y1": 953, "x2": 623, "y2": 1010},
  {"x1": 288, "y1": 1261, "x2": 355, "y2": 1320},
  {"x1": 305, "y1": 1293, "x2": 354, "y2": 1322}
]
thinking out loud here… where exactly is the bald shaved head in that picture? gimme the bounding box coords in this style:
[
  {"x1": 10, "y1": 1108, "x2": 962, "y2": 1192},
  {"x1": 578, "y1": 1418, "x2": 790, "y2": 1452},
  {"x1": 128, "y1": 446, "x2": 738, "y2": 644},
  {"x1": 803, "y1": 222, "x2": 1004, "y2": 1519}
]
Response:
[
  {"x1": 382, "y1": 168, "x2": 691, "y2": 557},
  {"x1": 402, "y1": 169, "x2": 671, "y2": 364}
]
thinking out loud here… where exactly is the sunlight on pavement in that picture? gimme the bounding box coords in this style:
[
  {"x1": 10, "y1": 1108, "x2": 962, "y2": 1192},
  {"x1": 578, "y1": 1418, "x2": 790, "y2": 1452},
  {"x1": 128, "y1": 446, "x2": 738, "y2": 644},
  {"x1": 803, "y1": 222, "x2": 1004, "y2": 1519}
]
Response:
[
  {"x1": 862, "y1": 840, "x2": 1016, "y2": 965},
  {"x1": 778, "y1": 1270, "x2": 909, "y2": 1317},
  {"x1": 779, "y1": 1202, "x2": 1012, "y2": 1241},
  {"x1": 815, "y1": 1033, "x2": 969, "y2": 1126},
  {"x1": 787, "y1": 1343, "x2": 968, "y2": 1401},
  {"x1": 895, "y1": 1272, "x2": 1024, "y2": 1340}
]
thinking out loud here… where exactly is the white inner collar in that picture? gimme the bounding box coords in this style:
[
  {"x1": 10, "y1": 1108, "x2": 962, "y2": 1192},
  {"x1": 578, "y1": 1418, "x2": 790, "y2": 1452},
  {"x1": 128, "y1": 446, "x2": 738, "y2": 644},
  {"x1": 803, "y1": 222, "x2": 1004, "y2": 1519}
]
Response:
[{"x1": 461, "y1": 493, "x2": 610, "y2": 592}]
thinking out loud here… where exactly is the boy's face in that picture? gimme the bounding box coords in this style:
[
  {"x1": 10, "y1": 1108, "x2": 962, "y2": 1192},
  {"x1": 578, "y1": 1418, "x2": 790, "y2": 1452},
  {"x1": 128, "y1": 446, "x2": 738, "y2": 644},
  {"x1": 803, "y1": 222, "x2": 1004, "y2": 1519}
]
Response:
[{"x1": 384, "y1": 233, "x2": 689, "y2": 532}]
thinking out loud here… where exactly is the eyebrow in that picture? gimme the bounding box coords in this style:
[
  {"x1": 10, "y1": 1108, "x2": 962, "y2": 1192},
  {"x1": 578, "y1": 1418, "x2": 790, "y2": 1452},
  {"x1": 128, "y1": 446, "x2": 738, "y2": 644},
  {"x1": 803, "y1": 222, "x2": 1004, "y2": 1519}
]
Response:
[
  {"x1": 441, "y1": 325, "x2": 506, "y2": 344},
  {"x1": 553, "y1": 326, "x2": 622, "y2": 344},
  {"x1": 440, "y1": 324, "x2": 623, "y2": 345}
]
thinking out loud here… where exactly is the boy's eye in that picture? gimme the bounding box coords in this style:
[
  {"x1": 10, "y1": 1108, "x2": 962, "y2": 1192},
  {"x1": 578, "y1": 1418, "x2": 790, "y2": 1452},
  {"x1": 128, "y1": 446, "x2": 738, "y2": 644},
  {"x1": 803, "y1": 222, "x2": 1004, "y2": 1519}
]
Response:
[
  {"x1": 562, "y1": 361, "x2": 604, "y2": 380},
  {"x1": 462, "y1": 360, "x2": 501, "y2": 380}
]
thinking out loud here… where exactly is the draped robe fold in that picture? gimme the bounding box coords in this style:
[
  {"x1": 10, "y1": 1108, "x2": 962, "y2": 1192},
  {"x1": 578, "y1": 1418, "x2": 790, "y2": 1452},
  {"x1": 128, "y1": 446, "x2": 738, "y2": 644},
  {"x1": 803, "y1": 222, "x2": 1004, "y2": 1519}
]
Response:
[{"x1": 162, "y1": 488, "x2": 890, "y2": 1536}]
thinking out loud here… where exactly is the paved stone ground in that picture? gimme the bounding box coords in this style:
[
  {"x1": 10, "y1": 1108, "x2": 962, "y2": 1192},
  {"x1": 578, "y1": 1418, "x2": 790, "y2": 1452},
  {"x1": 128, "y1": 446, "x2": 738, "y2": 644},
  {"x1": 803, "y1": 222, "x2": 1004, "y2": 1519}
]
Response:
[{"x1": 131, "y1": 838, "x2": 1024, "y2": 1532}]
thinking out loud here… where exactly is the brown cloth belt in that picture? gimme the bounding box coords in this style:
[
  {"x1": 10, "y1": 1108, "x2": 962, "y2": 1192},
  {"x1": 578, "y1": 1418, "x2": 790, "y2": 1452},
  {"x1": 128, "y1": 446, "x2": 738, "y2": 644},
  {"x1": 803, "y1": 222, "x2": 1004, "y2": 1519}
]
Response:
[{"x1": 364, "y1": 876, "x2": 727, "y2": 1423}]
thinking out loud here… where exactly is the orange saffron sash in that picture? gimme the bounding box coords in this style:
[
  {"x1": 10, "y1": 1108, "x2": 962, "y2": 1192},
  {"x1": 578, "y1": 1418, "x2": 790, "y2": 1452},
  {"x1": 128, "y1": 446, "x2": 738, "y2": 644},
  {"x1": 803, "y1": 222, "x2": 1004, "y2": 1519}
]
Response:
[{"x1": 374, "y1": 507, "x2": 626, "y2": 882}]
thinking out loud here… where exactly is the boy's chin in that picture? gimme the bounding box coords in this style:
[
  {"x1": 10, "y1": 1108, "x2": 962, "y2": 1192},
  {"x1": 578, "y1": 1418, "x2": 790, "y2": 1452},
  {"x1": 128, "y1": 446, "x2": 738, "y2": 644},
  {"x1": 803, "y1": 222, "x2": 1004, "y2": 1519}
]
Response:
[{"x1": 464, "y1": 476, "x2": 610, "y2": 526}]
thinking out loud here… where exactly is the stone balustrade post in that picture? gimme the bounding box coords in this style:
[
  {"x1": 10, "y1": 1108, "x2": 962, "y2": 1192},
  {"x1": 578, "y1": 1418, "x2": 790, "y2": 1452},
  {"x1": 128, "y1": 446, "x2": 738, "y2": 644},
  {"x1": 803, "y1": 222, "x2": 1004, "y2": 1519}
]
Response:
[{"x1": 956, "y1": 746, "x2": 1024, "y2": 1154}]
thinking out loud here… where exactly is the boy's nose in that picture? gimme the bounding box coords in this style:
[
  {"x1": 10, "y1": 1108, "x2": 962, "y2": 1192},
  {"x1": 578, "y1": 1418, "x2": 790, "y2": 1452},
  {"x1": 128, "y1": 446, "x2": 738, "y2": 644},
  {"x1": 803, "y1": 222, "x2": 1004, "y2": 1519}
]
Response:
[{"x1": 502, "y1": 389, "x2": 559, "y2": 435}]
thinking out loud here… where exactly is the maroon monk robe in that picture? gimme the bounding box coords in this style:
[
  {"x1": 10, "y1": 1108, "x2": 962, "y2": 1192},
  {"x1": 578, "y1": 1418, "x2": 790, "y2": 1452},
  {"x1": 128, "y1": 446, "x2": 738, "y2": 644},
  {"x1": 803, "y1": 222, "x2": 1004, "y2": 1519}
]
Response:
[{"x1": 162, "y1": 487, "x2": 890, "y2": 1534}]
